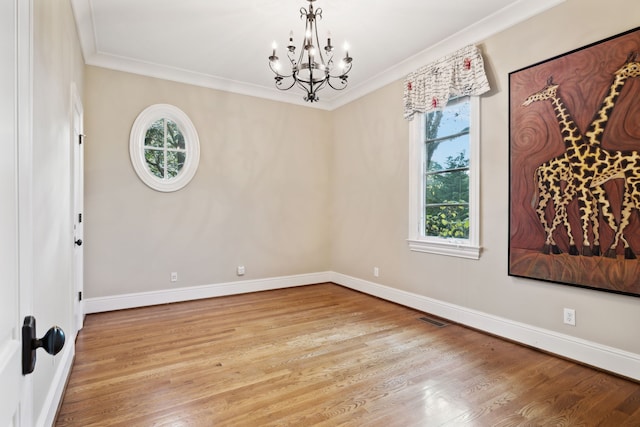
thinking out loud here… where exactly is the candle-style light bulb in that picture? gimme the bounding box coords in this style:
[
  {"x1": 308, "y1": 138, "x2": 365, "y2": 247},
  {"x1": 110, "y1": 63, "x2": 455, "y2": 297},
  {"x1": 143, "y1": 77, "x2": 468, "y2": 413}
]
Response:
[
  {"x1": 287, "y1": 30, "x2": 296, "y2": 53},
  {"x1": 269, "y1": 41, "x2": 279, "y2": 65}
]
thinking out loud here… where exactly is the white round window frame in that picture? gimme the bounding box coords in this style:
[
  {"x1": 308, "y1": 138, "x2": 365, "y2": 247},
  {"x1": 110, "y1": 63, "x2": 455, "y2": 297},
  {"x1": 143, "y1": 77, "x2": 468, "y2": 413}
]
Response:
[{"x1": 129, "y1": 104, "x2": 200, "y2": 192}]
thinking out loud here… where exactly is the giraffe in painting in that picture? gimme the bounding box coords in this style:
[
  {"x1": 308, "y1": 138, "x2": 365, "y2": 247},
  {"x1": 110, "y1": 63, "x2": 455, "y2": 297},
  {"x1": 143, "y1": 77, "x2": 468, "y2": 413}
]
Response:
[
  {"x1": 584, "y1": 55, "x2": 640, "y2": 258},
  {"x1": 531, "y1": 151, "x2": 576, "y2": 255},
  {"x1": 524, "y1": 80, "x2": 602, "y2": 256},
  {"x1": 530, "y1": 57, "x2": 640, "y2": 256},
  {"x1": 523, "y1": 56, "x2": 640, "y2": 258}
]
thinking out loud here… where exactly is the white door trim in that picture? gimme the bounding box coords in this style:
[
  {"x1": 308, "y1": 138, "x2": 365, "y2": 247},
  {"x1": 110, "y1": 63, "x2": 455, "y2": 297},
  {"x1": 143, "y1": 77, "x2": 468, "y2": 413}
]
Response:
[{"x1": 71, "y1": 83, "x2": 84, "y2": 334}]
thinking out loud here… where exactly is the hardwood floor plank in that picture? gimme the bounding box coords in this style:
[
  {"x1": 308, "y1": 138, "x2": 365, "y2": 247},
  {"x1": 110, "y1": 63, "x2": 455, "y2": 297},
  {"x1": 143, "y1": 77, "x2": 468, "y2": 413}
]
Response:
[{"x1": 55, "y1": 283, "x2": 640, "y2": 426}]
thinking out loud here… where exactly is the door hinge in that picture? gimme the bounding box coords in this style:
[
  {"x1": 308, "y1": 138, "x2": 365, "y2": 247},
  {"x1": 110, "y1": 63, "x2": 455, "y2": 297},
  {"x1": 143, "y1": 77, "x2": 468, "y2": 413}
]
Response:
[
  {"x1": 79, "y1": 134, "x2": 85, "y2": 145},
  {"x1": 78, "y1": 213, "x2": 82, "y2": 223},
  {"x1": 78, "y1": 291, "x2": 83, "y2": 301}
]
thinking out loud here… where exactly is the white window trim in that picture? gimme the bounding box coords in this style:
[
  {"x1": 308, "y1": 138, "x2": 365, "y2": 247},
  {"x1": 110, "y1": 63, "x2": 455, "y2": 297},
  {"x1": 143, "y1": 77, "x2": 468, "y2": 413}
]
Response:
[
  {"x1": 129, "y1": 104, "x2": 200, "y2": 192},
  {"x1": 407, "y1": 96, "x2": 481, "y2": 259}
]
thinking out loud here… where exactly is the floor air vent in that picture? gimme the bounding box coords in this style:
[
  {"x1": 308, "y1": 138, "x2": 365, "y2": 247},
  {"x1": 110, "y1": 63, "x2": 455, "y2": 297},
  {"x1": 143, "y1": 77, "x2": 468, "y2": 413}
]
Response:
[{"x1": 419, "y1": 316, "x2": 448, "y2": 328}]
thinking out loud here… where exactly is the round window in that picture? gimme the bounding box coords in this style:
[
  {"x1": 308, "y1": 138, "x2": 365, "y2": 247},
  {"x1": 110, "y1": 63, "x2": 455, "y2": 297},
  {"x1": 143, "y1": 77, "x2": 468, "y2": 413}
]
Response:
[{"x1": 129, "y1": 104, "x2": 200, "y2": 192}]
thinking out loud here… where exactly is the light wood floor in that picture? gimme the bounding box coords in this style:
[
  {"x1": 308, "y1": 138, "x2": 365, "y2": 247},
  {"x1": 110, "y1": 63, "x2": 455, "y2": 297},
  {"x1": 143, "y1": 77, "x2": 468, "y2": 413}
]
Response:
[{"x1": 56, "y1": 283, "x2": 640, "y2": 426}]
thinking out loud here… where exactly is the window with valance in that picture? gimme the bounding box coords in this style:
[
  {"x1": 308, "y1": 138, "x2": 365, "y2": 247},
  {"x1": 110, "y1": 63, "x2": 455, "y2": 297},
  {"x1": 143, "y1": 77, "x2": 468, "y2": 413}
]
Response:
[
  {"x1": 406, "y1": 45, "x2": 490, "y2": 259},
  {"x1": 403, "y1": 44, "x2": 490, "y2": 120}
]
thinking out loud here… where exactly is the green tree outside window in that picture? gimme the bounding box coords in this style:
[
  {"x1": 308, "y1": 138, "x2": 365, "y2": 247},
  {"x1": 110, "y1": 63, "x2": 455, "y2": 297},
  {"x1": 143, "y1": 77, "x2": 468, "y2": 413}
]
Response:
[
  {"x1": 144, "y1": 118, "x2": 186, "y2": 180},
  {"x1": 424, "y1": 97, "x2": 470, "y2": 239}
]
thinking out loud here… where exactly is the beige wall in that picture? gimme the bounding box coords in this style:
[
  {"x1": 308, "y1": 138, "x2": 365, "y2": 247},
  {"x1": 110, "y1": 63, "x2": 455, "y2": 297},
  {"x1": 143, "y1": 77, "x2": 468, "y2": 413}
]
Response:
[
  {"x1": 84, "y1": 68, "x2": 331, "y2": 298},
  {"x1": 84, "y1": 0, "x2": 640, "y2": 365},
  {"x1": 32, "y1": 0, "x2": 84, "y2": 420},
  {"x1": 331, "y1": 0, "x2": 640, "y2": 355}
]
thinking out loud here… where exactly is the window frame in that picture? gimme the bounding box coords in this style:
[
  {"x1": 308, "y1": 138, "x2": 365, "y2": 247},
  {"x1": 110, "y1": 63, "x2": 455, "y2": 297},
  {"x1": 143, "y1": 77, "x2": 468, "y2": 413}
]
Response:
[
  {"x1": 407, "y1": 96, "x2": 480, "y2": 259},
  {"x1": 129, "y1": 104, "x2": 200, "y2": 192}
]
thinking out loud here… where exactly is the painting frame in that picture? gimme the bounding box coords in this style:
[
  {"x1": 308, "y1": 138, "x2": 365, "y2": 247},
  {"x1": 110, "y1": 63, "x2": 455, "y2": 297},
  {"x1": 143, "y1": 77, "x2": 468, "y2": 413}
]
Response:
[{"x1": 508, "y1": 26, "x2": 640, "y2": 298}]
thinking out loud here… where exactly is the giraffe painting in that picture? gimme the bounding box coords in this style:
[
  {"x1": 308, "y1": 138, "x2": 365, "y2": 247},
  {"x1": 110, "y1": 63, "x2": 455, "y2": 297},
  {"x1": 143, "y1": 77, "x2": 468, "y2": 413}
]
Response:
[
  {"x1": 509, "y1": 26, "x2": 640, "y2": 297},
  {"x1": 525, "y1": 57, "x2": 640, "y2": 259}
]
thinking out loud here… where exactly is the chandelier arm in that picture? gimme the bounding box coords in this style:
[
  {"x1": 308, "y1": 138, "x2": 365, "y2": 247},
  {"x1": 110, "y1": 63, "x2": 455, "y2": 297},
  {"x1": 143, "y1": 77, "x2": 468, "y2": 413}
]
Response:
[
  {"x1": 295, "y1": 80, "x2": 313, "y2": 99},
  {"x1": 327, "y1": 62, "x2": 352, "y2": 79},
  {"x1": 298, "y1": 14, "x2": 312, "y2": 67},
  {"x1": 286, "y1": 51, "x2": 298, "y2": 71},
  {"x1": 274, "y1": 78, "x2": 298, "y2": 91},
  {"x1": 295, "y1": 76, "x2": 328, "y2": 102},
  {"x1": 311, "y1": 77, "x2": 329, "y2": 96},
  {"x1": 268, "y1": 61, "x2": 293, "y2": 79},
  {"x1": 307, "y1": 57, "x2": 317, "y2": 94},
  {"x1": 327, "y1": 54, "x2": 352, "y2": 78},
  {"x1": 312, "y1": 16, "x2": 327, "y2": 68},
  {"x1": 326, "y1": 77, "x2": 348, "y2": 91}
]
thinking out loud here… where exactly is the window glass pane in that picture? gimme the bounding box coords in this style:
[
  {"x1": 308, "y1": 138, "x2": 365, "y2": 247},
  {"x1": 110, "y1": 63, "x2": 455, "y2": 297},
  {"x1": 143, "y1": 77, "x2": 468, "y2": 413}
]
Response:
[
  {"x1": 425, "y1": 204, "x2": 469, "y2": 239},
  {"x1": 426, "y1": 134, "x2": 469, "y2": 173},
  {"x1": 425, "y1": 97, "x2": 470, "y2": 140},
  {"x1": 166, "y1": 151, "x2": 186, "y2": 178},
  {"x1": 145, "y1": 119, "x2": 165, "y2": 148},
  {"x1": 144, "y1": 148, "x2": 164, "y2": 178},
  {"x1": 422, "y1": 95, "x2": 471, "y2": 241},
  {"x1": 166, "y1": 120, "x2": 186, "y2": 150},
  {"x1": 425, "y1": 170, "x2": 469, "y2": 205}
]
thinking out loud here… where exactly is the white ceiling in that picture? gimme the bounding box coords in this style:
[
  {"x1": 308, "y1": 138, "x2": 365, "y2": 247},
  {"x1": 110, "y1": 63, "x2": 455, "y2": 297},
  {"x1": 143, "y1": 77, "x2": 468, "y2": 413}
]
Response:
[{"x1": 71, "y1": 0, "x2": 564, "y2": 109}]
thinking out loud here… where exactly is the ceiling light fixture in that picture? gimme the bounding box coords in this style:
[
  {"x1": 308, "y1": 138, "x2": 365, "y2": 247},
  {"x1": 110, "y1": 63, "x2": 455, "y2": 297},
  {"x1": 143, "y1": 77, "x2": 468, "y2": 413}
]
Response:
[{"x1": 268, "y1": 0, "x2": 353, "y2": 102}]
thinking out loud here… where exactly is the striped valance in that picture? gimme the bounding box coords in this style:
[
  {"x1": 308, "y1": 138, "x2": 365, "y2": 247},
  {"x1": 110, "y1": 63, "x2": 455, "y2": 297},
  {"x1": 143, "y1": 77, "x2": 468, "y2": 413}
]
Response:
[{"x1": 403, "y1": 45, "x2": 490, "y2": 120}]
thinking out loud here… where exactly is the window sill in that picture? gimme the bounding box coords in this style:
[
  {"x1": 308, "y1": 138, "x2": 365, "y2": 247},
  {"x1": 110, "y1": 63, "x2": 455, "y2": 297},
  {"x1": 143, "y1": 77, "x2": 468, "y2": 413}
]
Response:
[{"x1": 407, "y1": 238, "x2": 481, "y2": 260}]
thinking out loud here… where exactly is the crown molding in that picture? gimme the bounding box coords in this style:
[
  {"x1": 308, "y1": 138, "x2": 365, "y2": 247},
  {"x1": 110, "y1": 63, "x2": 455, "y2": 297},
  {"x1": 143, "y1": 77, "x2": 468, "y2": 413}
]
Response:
[
  {"x1": 85, "y1": 51, "x2": 331, "y2": 109},
  {"x1": 71, "y1": 0, "x2": 565, "y2": 111},
  {"x1": 326, "y1": 0, "x2": 566, "y2": 110}
]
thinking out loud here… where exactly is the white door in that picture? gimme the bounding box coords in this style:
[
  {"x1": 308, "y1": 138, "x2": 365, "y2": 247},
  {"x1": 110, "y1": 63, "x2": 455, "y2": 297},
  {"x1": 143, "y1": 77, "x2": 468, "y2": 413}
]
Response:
[
  {"x1": 0, "y1": 20, "x2": 24, "y2": 420},
  {"x1": 0, "y1": 1, "x2": 32, "y2": 425},
  {"x1": 72, "y1": 88, "x2": 84, "y2": 333}
]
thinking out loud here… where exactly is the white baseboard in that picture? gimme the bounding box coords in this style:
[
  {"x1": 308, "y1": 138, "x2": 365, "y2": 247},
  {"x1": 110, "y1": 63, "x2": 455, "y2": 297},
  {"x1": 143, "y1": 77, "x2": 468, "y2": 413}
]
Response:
[
  {"x1": 84, "y1": 271, "x2": 333, "y2": 314},
  {"x1": 37, "y1": 335, "x2": 75, "y2": 427},
  {"x1": 83, "y1": 270, "x2": 640, "y2": 381},
  {"x1": 330, "y1": 272, "x2": 640, "y2": 381}
]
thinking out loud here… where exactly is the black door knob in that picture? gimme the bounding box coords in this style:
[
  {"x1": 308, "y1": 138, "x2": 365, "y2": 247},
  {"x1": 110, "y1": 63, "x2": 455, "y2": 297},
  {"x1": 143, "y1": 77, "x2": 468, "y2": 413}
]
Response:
[
  {"x1": 39, "y1": 326, "x2": 66, "y2": 356},
  {"x1": 22, "y1": 316, "x2": 66, "y2": 375},
  {"x1": 75, "y1": 238, "x2": 83, "y2": 246}
]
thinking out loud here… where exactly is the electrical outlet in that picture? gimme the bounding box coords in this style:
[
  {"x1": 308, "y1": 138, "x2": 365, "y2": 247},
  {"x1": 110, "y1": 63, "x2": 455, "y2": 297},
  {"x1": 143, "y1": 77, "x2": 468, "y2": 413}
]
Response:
[
  {"x1": 237, "y1": 265, "x2": 245, "y2": 276},
  {"x1": 373, "y1": 267, "x2": 379, "y2": 277},
  {"x1": 563, "y1": 308, "x2": 576, "y2": 326},
  {"x1": 170, "y1": 272, "x2": 178, "y2": 282}
]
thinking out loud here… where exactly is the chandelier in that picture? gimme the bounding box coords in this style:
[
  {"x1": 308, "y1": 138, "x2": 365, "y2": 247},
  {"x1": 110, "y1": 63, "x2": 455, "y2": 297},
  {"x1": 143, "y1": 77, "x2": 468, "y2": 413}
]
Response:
[{"x1": 268, "y1": 0, "x2": 353, "y2": 102}]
